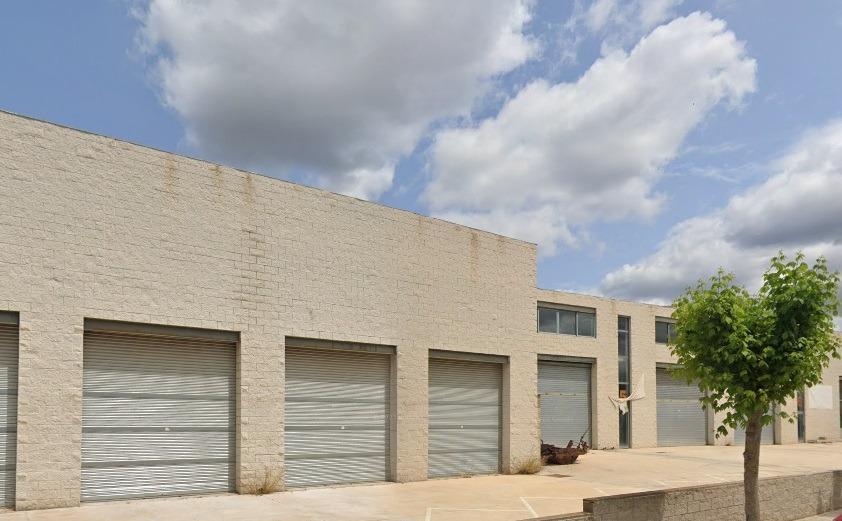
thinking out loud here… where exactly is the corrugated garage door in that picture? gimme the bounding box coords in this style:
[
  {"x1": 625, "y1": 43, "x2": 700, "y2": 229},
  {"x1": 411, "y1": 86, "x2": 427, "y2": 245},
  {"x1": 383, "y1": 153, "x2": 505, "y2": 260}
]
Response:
[
  {"x1": 82, "y1": 323, "x2": 236, "y2": 501},
  {"x1": 657, "y1": 367, "x2": 707, "y2": 447},
  {"x1": 538, "y1": 360, "x2": 591, "y2": 446},
  {"x1": 284, "y1": 346, "x2": 391, "y2": 487},
  {"x1": 428, "y1": 356, "x2": 502, "y2": 478},
  {"x1": 733, "y1": 410, "x2": 774, "y2": 445},
  {"x1": 0, "y1": 314, "x2": 18, "y2": 507}
]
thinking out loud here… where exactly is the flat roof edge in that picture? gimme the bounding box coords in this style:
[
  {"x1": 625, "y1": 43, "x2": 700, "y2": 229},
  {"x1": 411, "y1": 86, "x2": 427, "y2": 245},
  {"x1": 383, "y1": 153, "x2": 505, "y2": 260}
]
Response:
[{"x1": 536, "y1": 287, "x2": 675, "y2": 309}]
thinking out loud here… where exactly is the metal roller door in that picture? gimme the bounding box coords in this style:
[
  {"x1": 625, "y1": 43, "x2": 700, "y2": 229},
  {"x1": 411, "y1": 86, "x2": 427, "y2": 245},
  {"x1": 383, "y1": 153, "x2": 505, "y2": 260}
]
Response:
[
  {"x1": 428, "y1": 357, "x2": 502, "y2": 478},
  {"x1": 734, "y1": 411, "x2": 774, "y2": 445},
  {"x1": 538, "y1": 361, "x2": 591, "y2": 446},
  {"x1": 656, "y1": 367, "x2": 707, "y2": 447},
  {"x1": 0, "y1": 317, "x2": 18, "y2": 507},
  {"x1": 284, "y1": 347, "x2": 391, "y2": 487},
  {"x1": 82, "y1": 327, "x2": 236, "y2": 501}
]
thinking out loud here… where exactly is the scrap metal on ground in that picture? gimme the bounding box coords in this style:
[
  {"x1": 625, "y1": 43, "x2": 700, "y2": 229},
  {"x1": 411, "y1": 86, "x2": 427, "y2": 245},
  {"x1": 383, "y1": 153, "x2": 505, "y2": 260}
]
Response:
[{"x1": 541, "y1": 432, "x2": 589, "y2": 465}]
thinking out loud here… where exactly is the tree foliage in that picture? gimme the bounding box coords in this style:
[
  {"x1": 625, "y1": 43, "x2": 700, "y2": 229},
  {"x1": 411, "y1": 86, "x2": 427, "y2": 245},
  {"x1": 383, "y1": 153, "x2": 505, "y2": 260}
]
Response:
[
  {"x1": 670, "y1": 252, "x2": 839, "y2": 521},
  {"x1": 671, "y1": 252, "x2": 840, "y2": 436}
]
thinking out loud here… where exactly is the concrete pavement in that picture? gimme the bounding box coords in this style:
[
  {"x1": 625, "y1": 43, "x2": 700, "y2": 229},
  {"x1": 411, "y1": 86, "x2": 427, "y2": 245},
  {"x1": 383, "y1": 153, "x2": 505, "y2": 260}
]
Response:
[
  {"x1": 798, "y1": 512, "x2": 842, "y2": 520},
  {"x1": 1, "y1": 443, "x2": 840, "y2": 521}
]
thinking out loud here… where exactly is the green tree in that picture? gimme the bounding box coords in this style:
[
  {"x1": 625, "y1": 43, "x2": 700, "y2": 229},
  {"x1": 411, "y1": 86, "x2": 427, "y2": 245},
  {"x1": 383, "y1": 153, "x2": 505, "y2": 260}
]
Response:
[{"x1": 670, "y1": 252, "x2": 840, "y2": 521}]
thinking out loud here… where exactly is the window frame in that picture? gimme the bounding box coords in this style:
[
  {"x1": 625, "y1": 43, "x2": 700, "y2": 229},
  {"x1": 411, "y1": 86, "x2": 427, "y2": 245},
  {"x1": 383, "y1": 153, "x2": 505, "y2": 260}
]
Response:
[
  {"x1": 618, "y1": 316, "x2": 631, "y2": 448},
  {"x1": 536, "y1": 304, "x2": 597, "y2": 338},
  {"x1": 617, "y1": 316, "x2": 631, "y2": 390},
  {"x1": 576, "y1": 311, "x2": 596, "y2": 338},
  {"x1": 655, "y1": 318, "x2": 676, "y2": 344},
  {"x1": 537, "y1": 307, "x2": 559, "y2": 334},
  {"x1": 559, "y1": 309, "x2": 578, "y2": 335}
]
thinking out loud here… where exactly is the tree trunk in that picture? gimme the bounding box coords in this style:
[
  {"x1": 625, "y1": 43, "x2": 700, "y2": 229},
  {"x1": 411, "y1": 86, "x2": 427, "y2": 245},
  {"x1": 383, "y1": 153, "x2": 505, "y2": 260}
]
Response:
[{"x1": 743, "y1": 409, "x2": 764, "y2": 521}]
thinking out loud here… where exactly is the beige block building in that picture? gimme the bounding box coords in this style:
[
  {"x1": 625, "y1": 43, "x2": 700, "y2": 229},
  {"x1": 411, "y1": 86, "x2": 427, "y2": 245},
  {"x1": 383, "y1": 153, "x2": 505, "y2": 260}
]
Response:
[{"x1": 0, "y1": 110, "x2": 840, "y2": 511}]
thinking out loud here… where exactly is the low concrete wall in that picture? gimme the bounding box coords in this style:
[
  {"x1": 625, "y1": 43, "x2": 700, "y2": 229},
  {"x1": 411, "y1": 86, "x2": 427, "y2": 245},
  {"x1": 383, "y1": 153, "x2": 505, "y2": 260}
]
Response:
[
  {"x1": 531, "y1": 470, "x2": 842, "y2": 521},
  {"x1": 539, "y1": 514, "x2": 592, "y2": 521}
]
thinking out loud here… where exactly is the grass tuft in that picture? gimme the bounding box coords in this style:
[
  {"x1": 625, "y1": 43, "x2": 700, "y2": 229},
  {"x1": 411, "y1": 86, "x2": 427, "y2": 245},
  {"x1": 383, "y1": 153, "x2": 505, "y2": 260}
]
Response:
[
  {"x1": 512, "y1": 455, "x2": 545, "y2": 475},
  {"x1": 244, "y1": 467, "x2": 283, "y2": 495}
]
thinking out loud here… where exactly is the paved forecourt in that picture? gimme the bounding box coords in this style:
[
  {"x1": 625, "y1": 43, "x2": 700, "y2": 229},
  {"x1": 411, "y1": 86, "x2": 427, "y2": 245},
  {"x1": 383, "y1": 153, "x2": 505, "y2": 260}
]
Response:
[{"x1": 0, "y1": 443, "x2": 839, "y2": 521}]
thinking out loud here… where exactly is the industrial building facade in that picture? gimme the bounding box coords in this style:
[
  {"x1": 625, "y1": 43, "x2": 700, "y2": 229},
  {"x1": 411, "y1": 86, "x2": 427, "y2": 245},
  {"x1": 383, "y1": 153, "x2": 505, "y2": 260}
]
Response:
[{"x1": 0, "y1": 110, "x2": 841, "y2": 511}]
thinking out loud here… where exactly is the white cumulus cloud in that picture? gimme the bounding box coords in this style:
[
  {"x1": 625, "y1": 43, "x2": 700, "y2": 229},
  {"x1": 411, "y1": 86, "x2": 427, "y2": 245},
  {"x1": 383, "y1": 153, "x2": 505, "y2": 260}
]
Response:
[
  {"x1": 137, "y1": 0, "x2": 536, "y2": 199},
  {"x1": 581, "y1": 0, "x2": 683, "y2": 36},
  {"x1": 425, "y1": 12, "x2": 756, "y2": 256},
  {"x1": 557, "y1": 0, "x2": 685, "y2": 64},
  {"x1": 600, "y1": 119, "x2": 842, "y2": 304}
]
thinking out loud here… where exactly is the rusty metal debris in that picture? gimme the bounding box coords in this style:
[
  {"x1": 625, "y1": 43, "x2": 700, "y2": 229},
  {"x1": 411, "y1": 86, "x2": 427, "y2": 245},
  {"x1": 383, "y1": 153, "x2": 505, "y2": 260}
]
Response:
[{"x1": 541, "y1": 431, "x2": 589, "y2": 465}]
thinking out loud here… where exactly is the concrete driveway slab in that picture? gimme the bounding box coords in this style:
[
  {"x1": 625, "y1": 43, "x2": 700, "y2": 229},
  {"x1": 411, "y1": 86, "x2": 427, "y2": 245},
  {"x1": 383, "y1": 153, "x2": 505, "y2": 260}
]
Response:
[{"x1": 2, "y1": 443, "x2": 840, "y2": 521}]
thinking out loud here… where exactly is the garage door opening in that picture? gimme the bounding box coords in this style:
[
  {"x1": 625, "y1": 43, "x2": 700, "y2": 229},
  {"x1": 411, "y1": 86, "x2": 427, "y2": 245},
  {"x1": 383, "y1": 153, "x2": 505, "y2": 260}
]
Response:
[
  {"x1": 0, "y1": 312, "x2": 18, "y2": 508},
  {"x1": 428, "y1": 352, "x2": 503, "y2": 478},
  {"x1": 733, "y1": 408, "x2": 775, "y2": 445},
  {"x1": 538, "y1": 359, "x2": 592, "y2": 448},
  {"x1": 82, "y1": 320, "x2": 237, "y2": 502},
  {"x1": 656, "y1": 366, "x2": 707, "y2": 447},
  {"x1": 284, "y1": 342, "x2": 392, "y2": 488}
]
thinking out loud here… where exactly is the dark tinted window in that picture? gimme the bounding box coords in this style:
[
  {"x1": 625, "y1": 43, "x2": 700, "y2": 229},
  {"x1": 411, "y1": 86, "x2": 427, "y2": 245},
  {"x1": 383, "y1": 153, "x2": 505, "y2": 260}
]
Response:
[
  {"x1": 559, "y1": 310, "x2": 577, "y2": 335},
  {"x1": 655, "y1": 320, "x2": 675, "y2": 344},
  {"x1": 537, "y1": 306, "x2": 596, "y2": 337},
  {"x1": 618, "y1": 331, "x2": 628, "y2": 357},
  {"x1": 538, "y1": 308, "x2": 557, "y2": 333},
  {"x1": 577, "y1": 312, "x2": 596, "y2": 337},
  {"x1": 618, "y1": 316, "x2": 629, "y2": 331}
]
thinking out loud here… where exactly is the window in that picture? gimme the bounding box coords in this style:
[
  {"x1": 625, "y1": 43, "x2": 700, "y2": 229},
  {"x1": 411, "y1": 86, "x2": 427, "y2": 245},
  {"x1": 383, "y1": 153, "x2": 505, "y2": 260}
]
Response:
[
  {"x1": 559, "y1": 310, "x2": 577, "y2": 335},
  {"x1": 618, "y1": 316, "x2": 631, "y2": 448},
  {"x1": 538, "y1": 308, "x2": 557, "y2": 333},
  {"x1": 655, "y1": 319, "x2": 676, "y2": 344},
  {"x1": 797, "y1": 390, "x2": 806, "y2": 442},
  {"x1": 577, "y1": 312, "x2": 596, "y2": 337},
  {"x1": 537, "y1": 306, "x2": 596, "y2": 337}
]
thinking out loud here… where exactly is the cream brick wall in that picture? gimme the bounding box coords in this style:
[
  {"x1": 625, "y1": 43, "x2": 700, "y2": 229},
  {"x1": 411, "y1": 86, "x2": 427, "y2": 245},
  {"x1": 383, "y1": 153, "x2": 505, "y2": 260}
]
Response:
[
  {"x1": 534, "y1": 471, "x2": 842, "y2": 521},
  {"x1": 534, "y1": 291, "x2": 749, "y2": 449},
  {"x1": 2, "y1": 110, "x2": 841, "y2": 511},
  {"x1": 536, "y1": 290, "x2": 676, "y2": 449},
  {"x1": 778, "y1": 354, "x2": 842, "y2": 444},
  {"x1": 0, "y1": 111, "x2": 538, "y2": 508},
  {"x1": 807, "y1": 356, "x2": 842, "y2": 442},
  {"x1": 15, "y1": 312, "x2": 83, "y2": 510},
  {"x1": 569, "y1": 470, "x2": 842, "y2": 521}
]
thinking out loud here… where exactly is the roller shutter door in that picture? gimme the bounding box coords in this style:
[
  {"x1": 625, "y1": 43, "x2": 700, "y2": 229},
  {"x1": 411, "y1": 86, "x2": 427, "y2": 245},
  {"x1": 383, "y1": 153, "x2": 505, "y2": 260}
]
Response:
[
  {"x1": 0, "y1": 321, "x2": 18, "y2": 507},
  {"x1": 657, "y1": 367, "x2": 707, "y2": 447},
  {"x1": 538, "y1": 361, "x2": 591, "y2": 446},
  {"x1": 733, "y1": 411, "x2": 774, "y2": 445},
  {"x1": 428, "y1": 358, "x2": 502, "y2": 478},
  {"x1": 82, "y1": 329, "x2": 236, "y2": 501},
  {"x1": 284, "y1": 347, "x2": 391, "y2": 487}
]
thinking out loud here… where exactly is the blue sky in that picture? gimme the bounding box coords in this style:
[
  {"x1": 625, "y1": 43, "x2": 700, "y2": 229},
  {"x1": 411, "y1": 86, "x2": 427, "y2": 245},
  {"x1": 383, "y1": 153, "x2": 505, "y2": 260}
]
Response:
[{"x1": 3, "y1": 0, "x2": 842, "y2": 303}]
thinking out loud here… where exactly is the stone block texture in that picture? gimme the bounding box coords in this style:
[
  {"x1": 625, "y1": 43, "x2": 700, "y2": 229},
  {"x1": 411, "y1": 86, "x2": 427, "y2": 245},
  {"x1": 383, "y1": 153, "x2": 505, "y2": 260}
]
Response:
[
  {"x1": 805, "y1": 356, "x2": 842, "y2": 443},
  {"x1": 1, "y1": 110, "x2": 841, "y2": 510},
  {"x1": 776, "y1": 342, "x2": 842, "y2": 445},
  {"x1": 532, "y1": 513, "x2": 594, "y2": 521},
  {"x1": 536, "y1": 290, "x2": 676, "y2": 449},
  {"x1": 0, "y1": 111, "x2": 539, "y2": 507},
  {"x1": 574, "y1": 471, "x2": 840, "y2": 521}
]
